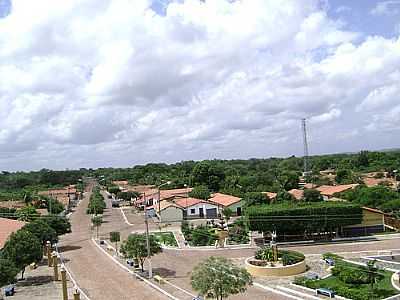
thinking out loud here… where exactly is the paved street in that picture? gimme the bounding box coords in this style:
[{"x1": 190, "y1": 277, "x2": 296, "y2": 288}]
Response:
[
  {"x1": 58, "y1": 184, "x2": 168, "y2": 300},
  {"x1": 58, "y1": 185, "x2": 400, "y2": 300}
]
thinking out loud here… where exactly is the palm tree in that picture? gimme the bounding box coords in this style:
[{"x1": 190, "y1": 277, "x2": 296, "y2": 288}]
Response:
[{"x1": 366, "y1": 260, "x2": 379, "y2": 290}]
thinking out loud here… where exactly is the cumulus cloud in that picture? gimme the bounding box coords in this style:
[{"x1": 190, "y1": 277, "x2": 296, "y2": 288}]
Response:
[{"x1": 0, "y1": 0, "x2": 399, "y2": 170}]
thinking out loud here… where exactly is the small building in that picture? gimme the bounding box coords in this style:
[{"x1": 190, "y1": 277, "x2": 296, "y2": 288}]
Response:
[
  {"x1": 343, "y1": 207, "x2": 385, "y2": 236},
  {"x1": 174, "y1": 198, "x2": 219, "y2": 219},
  {"x1": 0, "y1": 217, "x2": 26, "y2": 249},
  {"x1": 209, "y1": 193, "x2": 244, "y2": 216},
  {"x1": 316, "y1": 184, "x2": 358, "y2": 200},
  {"x1": 157, "y1": 201, "x2": 184, "y2": 223}
]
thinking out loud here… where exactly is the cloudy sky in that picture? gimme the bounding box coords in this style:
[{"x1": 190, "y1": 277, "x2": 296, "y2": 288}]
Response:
[{"x1": 0, "y1": 0, "x2": 400, "y2": 171}]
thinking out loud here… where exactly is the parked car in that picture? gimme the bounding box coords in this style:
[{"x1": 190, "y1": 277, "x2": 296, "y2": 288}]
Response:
[
  {"x1": 111, "y1": 200, "x2": 120, "y2": 207},
  {"x1": 4, "y1": 285, "x2": 15, "y2": 296}
]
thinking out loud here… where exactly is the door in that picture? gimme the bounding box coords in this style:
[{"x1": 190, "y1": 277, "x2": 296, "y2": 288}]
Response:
[
  {"x1": 236, "y1": 207, "x2": 242, "y2": 216},
  {"x1": 199, "y1": 208, "x2": 204, "y2": 218}
]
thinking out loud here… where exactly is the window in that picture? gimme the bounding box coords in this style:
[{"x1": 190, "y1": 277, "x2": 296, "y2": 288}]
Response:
[{"x1": 190, "y1": 208, "x2": 195, "y2": 214}]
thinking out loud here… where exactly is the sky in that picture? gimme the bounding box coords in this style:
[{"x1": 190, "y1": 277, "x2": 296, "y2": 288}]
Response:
[{"x1": 0, "y1": 0, "x2": 400, "y2": 171}]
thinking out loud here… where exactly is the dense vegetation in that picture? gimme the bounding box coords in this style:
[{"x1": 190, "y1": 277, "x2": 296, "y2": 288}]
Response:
[
  {"x1": 87, "y1": 187, "x2": 106, "y2": 214},
  {"x1": 339, "y1": 185, "x2": 400, "y2": 217},
  {"x1": 92, "y1": 150, "x2": 400, "y2": 194},
  {"x1": 0, "y1": 169, "x2": 86, "y2": 201},
  {"x1": 246, "y1": 202, "x2": 363, "y2": 237}
]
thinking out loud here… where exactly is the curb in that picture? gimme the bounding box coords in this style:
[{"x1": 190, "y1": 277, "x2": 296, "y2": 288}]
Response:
[{"x1": 92, "y1": 238, "x2": 180, "y2": 300}]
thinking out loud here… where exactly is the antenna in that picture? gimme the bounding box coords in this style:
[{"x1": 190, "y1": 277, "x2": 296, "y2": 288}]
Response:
[{"x1": 302, "y1": 118, "x2": 309, "y2": 175}]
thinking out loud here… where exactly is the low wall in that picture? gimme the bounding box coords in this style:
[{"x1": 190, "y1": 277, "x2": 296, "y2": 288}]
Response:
[{"x1": 245, "y1": 257, "x2": 306, "y2": 277}]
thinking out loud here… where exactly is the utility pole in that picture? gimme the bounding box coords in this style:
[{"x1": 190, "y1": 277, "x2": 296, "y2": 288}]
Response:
[
  {"x1": 144, "y1": 191, "x2": 152, "y2": 278},
  {"x1": 302, "y1": 118, "x2": 309, "y2": 176}
]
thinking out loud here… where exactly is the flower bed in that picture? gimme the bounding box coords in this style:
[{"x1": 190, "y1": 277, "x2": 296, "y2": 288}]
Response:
[{"x1": 246, "y1": 247, "x2": 306, "y2": 277}]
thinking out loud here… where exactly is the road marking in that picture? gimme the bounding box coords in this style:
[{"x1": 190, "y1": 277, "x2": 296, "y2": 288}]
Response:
[
  {"x1": 120, "y1": 207, "x2": 134, "y2": 226},
  {"x1": 253, "y1": 282, "x2": 304, "y2": 300},
  {"x1": 276, "y1": 285, "x2": 320, "y2": 300},
  {"x1": 92, "y1": 238, "x2": 180, "y2": 300}
]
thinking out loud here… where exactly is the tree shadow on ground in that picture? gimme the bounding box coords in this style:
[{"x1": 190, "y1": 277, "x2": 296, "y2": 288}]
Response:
[
  {"x1": 58, "y1": 245, "x2": 82, "y2": 252},
  {"x1": 153, "y1": 267, "x2": 176, "y2": 278},
  {"x1": 17, "y1": 275, "x2": 53, "y2": 287}
]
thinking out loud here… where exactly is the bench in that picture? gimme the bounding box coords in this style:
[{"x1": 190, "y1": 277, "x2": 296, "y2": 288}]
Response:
[
  {"x1": 153, "y1": 275, "x2": 164, "y2": 284},
  {"x1": 316, "y1": 288, "x2": 335, "y2": 298}
]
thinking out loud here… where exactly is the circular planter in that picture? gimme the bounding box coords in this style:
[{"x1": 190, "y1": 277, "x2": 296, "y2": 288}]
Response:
[{"x1": 245, "y1": 256, "x2": 306, "y2": 277}]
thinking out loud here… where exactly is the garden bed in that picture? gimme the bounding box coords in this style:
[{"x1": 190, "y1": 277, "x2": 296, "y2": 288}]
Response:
[
  {"x1": 181, "y1": 222, "x2": 218, "y2": 246},
  {"x1": 151, "y1": 232, "x2": 178, "y2": 247},
  {"x1": 246, "y1": 247, "x2": 306, "y2": 277},
  {"x1": 294, "y1": 255, "x2": 398, "y2": 300}
]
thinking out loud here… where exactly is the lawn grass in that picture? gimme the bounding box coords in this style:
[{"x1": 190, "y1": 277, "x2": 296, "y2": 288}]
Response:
[
  {"x1": 295, "y1": 259, "x2": 398, "y2": 300},
  {"x1": 152, "y1": 232, "x2": 178, "y2": 247}
]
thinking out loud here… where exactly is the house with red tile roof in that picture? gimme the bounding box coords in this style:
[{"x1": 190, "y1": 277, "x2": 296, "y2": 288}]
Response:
[
  {"x1": 0, "y1": 217, "x2": 26, "y2": 249},
  {"x1": 173, "y1": 197, "x2": 219, "y2": 219},
  {"x1": 209, "y1": 193, "x2": 244, "y2": 216},
  {"x1": 159, "y1": 188, "x2": 193, "y2": 200},
  {"x1": 262, "y1": 192, "x2": 277, "y2": 202},
  {"x1": 316, "y1": 184, "x2": 358, "y2": 200},
  {"x1": 288, "y1": 189, "x2": 304, "y2": 200}
]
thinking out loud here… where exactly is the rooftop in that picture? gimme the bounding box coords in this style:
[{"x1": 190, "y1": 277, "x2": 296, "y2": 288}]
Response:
[
  {"x1": 173, "y1": 197, "x2": 210, "y2": 208},
  {"x1": 0, "y1": 217, "x2": 26, "y2": 249},
  {"x1": 316, "y1": 184, "x2": 358, "y2": 196},
  {"x1": 209, "y1": 193, "x2": 241, "y2": 207},
  {"x1": 288, "y1": 189, "x2": 304, "y2": 200}
]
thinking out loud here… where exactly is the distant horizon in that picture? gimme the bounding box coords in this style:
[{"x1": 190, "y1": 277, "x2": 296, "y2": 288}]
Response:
[{"x1": 4, "y1": 145, "x2": 400, "y2": 173}]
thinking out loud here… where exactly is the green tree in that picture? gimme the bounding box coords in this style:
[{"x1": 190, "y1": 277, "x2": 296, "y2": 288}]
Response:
[
  {"x1": 0, "y1": 258, "x2": 19, "y2": 287},
  {"x1": 110, "y1": 231, "x2": 121, "y2": 252},
  {"x1": 119, "y1": 233, "x2": 162, "y2": 272},
  {"x1": 275, "y1": 190, "x2": 295, "y2": 202},
  {"x1": 243, "y1": 192, "x2": 266, "y2": 206},
  {"x1": 2, "y1": 230, "x2": 42, "y2": 279},
  {"x1": 191, "y1": 256, "x2": 252, "y2": 300},
  {"x1": 356, "y1": 151, "x2": 369, "y2": 168},
  {"x1": 189, "y1": 185, "x2": 211, "y2": 200},
  {"x1": 92, "y1": 215, "x2": 103, "y2": 239},
  {"x1": 22, "y1": 219, "x2": 58, "y2": 246},
  {"x1": 192, "y1": 162, "x2": 225, "y2": 191},
  {"x1": 42, "y1": 216, "x2": 71, "y2": 236},
  {"x1": 16, "y1": 205, "x2": 39, "y2": 222},
  {"x1": 275, "y1": 171, "x2": 299, "y2": 191},
  {"x1": 222, "y1": 207, "x2": 233, "y2": 221},
  {"x1": 303, "y1": 189, "x2": 323, "y2": 202},
  {"x1": 107, "y1": 185, "x2": 120, "y2": 195}
]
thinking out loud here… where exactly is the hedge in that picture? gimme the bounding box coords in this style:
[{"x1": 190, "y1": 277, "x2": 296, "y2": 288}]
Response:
[{"x1": 246, "y1": 202, "x2": 362, "y2": 234}]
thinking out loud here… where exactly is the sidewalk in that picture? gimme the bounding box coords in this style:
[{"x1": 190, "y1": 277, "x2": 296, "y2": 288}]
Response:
[{"x1": 7, "y1": 260, "x2": 76, "y2": 300}]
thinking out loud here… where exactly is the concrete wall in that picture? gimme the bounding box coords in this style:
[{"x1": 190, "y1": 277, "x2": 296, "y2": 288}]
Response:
[
  {"x1": 160, "y1": 206, "x2": 183, "y2": 223},
  {"x1": 245, "y1": 257, "x2": 306, "y2": 277}
]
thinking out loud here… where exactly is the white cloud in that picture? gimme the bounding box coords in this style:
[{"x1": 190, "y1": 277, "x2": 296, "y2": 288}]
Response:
[
  {"x1": 0, "y1": 0, "x2": 399, "y2": 170},
  {"x1": 370, "y1": 0, "x2": 400, "y2": 16}
]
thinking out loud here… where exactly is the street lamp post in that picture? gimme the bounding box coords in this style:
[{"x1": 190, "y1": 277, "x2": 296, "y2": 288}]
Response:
[{"x1": 157, "y1": 181, "x2": 171, "y2": 222}]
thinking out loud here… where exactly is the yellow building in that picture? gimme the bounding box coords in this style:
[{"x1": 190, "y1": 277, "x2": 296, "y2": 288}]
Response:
[{"x1": 343, "y1": 207, "x2": 385, "y2": 236}]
